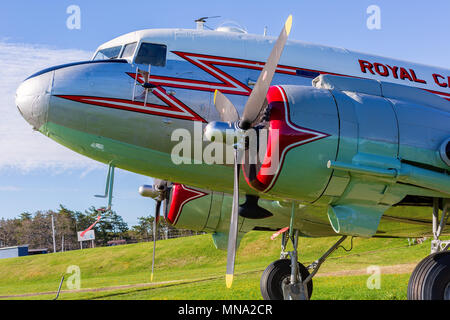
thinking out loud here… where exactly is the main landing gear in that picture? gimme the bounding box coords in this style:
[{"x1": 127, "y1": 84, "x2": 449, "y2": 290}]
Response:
[
  {"x1": 260, "y1": 202, "x2": 348, "y2": 300},
  {"x1": 261, "y1": 199, "x2": 449, "y2": 300},
  {"x1": 408, "y1": 198, "x2": 450, "y2": 300}
]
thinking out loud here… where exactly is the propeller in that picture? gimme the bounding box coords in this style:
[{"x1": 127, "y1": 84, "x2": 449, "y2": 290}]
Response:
[
  {"x1": 151, "y1": 198, "x2": 161, "y2": 282},
  {"x1": 239, "y1": 15, "x2": 292, "y2": 130},
  {"x1": 139, "y1": 179, "x2": 170, "y2": 282},
  {"x1": 151, "y1": 179, "x2": 171, "y2": 281},
  {"x1": 205, "y1": 15, "x2": 293, "y2": 288}
]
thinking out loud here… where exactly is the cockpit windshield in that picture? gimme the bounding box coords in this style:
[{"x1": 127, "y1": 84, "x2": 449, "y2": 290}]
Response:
[
  {"x1": 93, "y1": 46, "x2": 122, "y2": 60},
  {"x1": 120, "y1": 42, "x2": 137, "y2": 59},
  {"x1": 135, "y1": 43, "x2": 167, "y2": 66},
  {"x1": 92, "y1": 42, "x2": 167, "y2": 65}
]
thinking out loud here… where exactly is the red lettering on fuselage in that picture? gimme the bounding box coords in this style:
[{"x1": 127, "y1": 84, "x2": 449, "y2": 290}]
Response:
[
  {"x1": 358, "y1": 60, "x2": 375, "y2": 75},
  {"x1": 399, "y1": 67, "x2": 413, "y2": 81},
  {"x1": 374, "y1": 63, "x2": 389, "y2": 77},
  {"x1": 387, "y1": 65, "x2": 399, "y2": 79},
  {"x1": 432, "y1": 73, "x2": 449, "y2": 88},
  {"x1": 358, "y1": 60, "x2": 427, "y2": 85},
  {"x1": 410, "y1": 69, "x2": 427, "y2": 84}
]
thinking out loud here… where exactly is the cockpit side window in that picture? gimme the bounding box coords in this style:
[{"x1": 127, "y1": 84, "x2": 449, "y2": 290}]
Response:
[
  {"x1": 135, "y1": 43, "x2": 167, "y2": 66},
  {"x1": 93, "y1": 46, "x2": 122, "y2": 60},
  {"x1": 120, "y1": 42, "x2": 137, "y2": 59}
]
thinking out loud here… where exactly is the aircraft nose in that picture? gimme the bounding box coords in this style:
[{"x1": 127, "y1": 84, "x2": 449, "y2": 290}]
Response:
[{"x1": 15, "y1": 71, "x2": 53, "y2": 130}]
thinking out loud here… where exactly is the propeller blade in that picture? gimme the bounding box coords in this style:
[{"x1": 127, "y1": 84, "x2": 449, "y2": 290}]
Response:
[
  {"x1": 163, "y1": 197, "x2": 169, "y2": 220},
  {"x1": 240, "y1": 15, "x2": 292, "y2": 129},
  {"x1": 225, "y1": 149, "x2": 241, "y2": 288},
  {"x1": 151, "y1": 200, "x2": 161, "y2": 282},
  {"x1": 214, "y1": 90, "x2": 240, "y2": 122}
]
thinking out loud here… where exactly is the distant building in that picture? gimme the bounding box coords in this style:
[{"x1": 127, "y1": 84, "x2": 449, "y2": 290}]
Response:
[
  {"x1": 0, "y1": 245, "x2": 29, "y2": 259},
  {"x1": 107, "y1": 239, "x2": 127, "y2": 246},
  {"x1": 28, "y1": 248, "x2": 49, "y2": 255}
]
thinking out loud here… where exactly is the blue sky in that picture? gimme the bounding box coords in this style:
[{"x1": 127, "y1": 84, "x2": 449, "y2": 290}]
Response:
[
  {"x1": 0, "y1": 0, "x2": 449, "y2": 226},
  {"x1": 2, "y1": 1, "x2": 450, "y2": 66}
]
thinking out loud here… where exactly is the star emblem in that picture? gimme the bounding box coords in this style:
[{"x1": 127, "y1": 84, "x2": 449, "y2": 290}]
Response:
[{"x1": 243, "y1": 86, "x2": 329, "y2": 193}]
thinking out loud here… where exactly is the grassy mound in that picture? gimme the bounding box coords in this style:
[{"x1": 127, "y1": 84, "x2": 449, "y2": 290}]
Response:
[{"x1": 0, "y1": 231, "x2": 439, "y2": 299}]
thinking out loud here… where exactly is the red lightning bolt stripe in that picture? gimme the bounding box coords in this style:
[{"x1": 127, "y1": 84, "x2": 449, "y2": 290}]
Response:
[
  {"x1": 128, "y1": 52, "x2": 302, "y2": 97},
  {"x1": 55, "y1": 90, "x2": 206, "y2": 123}
]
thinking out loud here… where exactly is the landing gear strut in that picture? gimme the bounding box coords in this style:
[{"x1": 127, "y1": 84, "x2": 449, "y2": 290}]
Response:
[
  {"x1": 260, "y1": 202, "x2": 348, "y2": 300},
  {"x1": 408, "y1": 198, "x2": 450, "y2": 300}
]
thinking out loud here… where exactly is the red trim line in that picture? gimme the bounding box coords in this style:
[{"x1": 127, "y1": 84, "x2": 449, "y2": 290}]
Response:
[
  {"x1": 55, "y1": 93, "x2": 206, "y2": 123},
  {"x1": 129, "y1": 51, "x2": 346, "y2": 97}
]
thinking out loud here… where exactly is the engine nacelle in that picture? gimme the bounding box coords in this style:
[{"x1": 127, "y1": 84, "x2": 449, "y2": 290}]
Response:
[
  {"x1": 245, "y1": 76, "x2": 450, "y2": 203},
  {"x1": 164, "y1": 183, "x2": 338, "y2": 248},
  {"x1": 166, "y1": 75, "x2": 450, "y2": 239},
  {"x1": 165, "y1": 183, "x2": 212, "y2": 230},
  {"x1": 440, "y1": 137, "x2": 450, "y2": 166},
  {"x1": 165, "y1": 183, "x2": 239, "y2": 250},
  {"x1": 243, "y1": 84, "x2": 339, "y2": 202},
  {"x1": 243, "y1": 75, "x2": 450, "y2": 237}
]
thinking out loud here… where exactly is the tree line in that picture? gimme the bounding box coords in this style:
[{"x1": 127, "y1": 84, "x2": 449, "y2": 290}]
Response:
[{"x1": 0, "y1": 205, "x2": 199, "y2": 252}]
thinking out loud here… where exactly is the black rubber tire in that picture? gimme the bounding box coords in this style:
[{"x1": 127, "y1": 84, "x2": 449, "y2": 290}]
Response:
[
  {"x1": 407, "y1": 251, "x2": 450, "y2": 300},
  {"x1": 260, "y1": 259, "x2": 313, "y2": 300}
]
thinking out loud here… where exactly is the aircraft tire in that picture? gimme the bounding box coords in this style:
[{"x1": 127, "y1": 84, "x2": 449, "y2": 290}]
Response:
[
  {"x1": 260, "y1": 259, "x2": 313, "y2": 300},
  {"x1": 407, "y1": 251, "x2": 450, "y2": 300}
]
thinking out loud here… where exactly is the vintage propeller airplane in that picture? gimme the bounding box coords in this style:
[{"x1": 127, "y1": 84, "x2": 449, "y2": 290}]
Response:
[{"x1": 15, "y1": 15, "x2": 450, "y2": 300}]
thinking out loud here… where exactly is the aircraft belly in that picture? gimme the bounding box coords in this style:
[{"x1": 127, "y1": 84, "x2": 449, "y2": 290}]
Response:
[
  {"x1": 248, "y1": 200, "x2": 450, "y2": 238},
  {"x1": 42, "y1": 120, "x2": 233, "y2": 189},
  {"x1": 41, "y1": 120, "x2": 449, "y2": 238}
]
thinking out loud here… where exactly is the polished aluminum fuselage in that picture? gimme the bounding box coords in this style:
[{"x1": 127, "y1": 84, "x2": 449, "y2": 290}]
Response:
[{"x1": 15, "y1": 28, "x2": 450, "y2": 237}]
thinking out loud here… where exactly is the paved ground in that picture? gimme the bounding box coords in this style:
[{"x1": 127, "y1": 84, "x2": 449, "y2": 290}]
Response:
[{"x1": 316, "y1": 263, "x2": 416, "y2": 277}]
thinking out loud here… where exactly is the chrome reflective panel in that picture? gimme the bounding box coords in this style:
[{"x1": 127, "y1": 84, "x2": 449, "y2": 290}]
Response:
[
  {"x1": 15, "y1": 59, "x2": 215, "y2": 178},
  {"x1": 15, "y1": 70, "x2": 53, "y2": 130}
]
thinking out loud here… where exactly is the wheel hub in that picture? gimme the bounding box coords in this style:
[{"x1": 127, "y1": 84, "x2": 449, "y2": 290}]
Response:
[{"x1": 445, "y1": 282, "x2": 450, "y2": 300}]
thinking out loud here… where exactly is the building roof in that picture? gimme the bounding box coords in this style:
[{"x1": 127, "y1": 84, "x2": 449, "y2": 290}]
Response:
[{"x1": 0, "y1": 245, "x2": 28, "y2": 250}]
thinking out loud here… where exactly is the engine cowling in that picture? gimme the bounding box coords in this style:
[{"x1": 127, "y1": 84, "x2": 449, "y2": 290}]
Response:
[
  {"x1": 245, "y1": 76, "x2": 450, "y2": 203},
  {"x1": 164, "y1": 183, "x2": 337, "y2": 248},
  {"x1": 164, "y1": 183, "x2": 241, "y2": 250},
  {"x1": 243, "y1": 75, "x2": 450, "y2": 237},
  {"x1": 167, "y1": 75, "x2": 450, "y2": 239},
  {"x1": 243, "y1": 84, "x2": 339, "y2": 202},
  {"x1": 165, "y1": 183, "x2": 212, "y2": 230}
]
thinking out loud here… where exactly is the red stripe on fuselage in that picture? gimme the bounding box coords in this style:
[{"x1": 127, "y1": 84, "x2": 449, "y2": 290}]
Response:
[
  {"x1": 60, "y1": 51, "x2": 450, "y2": 122},
  {"x1": 55, "y1": 94, "x2": 206, "y2": 122}
]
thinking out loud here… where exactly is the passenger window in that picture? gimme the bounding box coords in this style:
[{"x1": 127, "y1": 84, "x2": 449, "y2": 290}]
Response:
[
  {"x1": 135, "y1": 43, "x2": 167, "y2": 66},
  {"x1": 121, "y1": 42, "x2": 137, "y2": 58}
]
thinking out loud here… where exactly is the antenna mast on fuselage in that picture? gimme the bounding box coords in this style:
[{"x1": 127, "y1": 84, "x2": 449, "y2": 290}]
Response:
[{"x1": 195, "y1": 16, "x2": 221, "y2": 30}]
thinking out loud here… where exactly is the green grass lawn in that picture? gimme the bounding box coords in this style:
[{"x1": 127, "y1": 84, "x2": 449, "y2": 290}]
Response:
[
  {"x1": 4, "y1": 272, "x2": 411, "y2": 300},
  {"x1": 0, "y1": 231, "x2": 441, "y2": 300}
]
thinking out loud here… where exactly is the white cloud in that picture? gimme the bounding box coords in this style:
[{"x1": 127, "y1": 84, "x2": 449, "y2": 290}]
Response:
[
  {"x1": 0, "y1": 41, "x2": 101, "y2": 172},
  {"x1": 0, "y1": 186, "x2": 21, "y2": 192}
]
